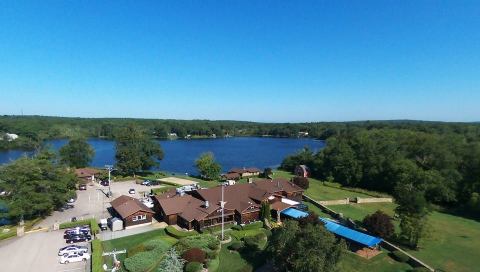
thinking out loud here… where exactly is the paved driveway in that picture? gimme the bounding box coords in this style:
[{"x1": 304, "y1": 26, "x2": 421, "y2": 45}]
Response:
[
  {"x1": 0, "y1": 231, "x2": 90, "y2": 272},
  {"x1": 37, "y1": 181, "x2": 166, "y2": 229}
]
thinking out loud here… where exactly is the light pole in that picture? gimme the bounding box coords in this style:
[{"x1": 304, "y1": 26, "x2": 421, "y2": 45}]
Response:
[
  {"x1": 220, "y1": 184, "x2": 225, "y2": 241},
  {"x1": 105, "y1": 165, "x2": 114, "y2": 196}
]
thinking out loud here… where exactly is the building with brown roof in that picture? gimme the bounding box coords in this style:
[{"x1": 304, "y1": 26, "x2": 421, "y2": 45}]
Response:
[
  {"x1": 227, "y1": 167, "x2": 261, "y2": 178},
  {"x1": 153, "y1": 179, "x2": 304, "y2": 230},
  {"x1": 110, "y1": 195, "x2": 155, "y2": 229},
  {"x1": 74, "y1": 168, "x2": 101, "y2": 183}
]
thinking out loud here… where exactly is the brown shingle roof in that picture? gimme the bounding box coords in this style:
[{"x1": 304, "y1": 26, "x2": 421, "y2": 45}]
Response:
[
  {"x1": 271, "y1": 201, "x2": 292, "y2": 212},
  {"x1": 110, "y1": 195, "x2": 154, "y2": 219},
  {"x1": 252, "y1": 178, "x2": 304, "y2": 194}
]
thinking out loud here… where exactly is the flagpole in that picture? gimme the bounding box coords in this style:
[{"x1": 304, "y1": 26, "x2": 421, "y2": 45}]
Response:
[{"x1": 221, "y1": 184, "x2": 224, "y2": 241}]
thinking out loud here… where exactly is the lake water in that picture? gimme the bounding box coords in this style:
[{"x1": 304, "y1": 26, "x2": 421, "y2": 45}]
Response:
[{"x1": 0, "y1": 137, "x2": 324, "y2": 174}]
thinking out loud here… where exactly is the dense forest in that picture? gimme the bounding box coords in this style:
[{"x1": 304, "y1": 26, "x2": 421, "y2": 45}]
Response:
[
  {"x1": 2, "y1": 115, "x2": 480, "y2": 151},
  {"x1": 281, "y1": 126, "x2": 480, "y2": 216}
]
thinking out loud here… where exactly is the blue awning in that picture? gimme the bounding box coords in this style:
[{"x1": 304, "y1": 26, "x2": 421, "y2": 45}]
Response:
[
  {"x1": 320, "y1": 218, "x2": 382, "y2": 247},
  {"x1": 281, "y1": 207, "x2": 309, "y2": 219}
]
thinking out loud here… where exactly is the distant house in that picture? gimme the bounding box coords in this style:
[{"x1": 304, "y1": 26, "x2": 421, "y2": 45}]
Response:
[
  {"x1": 222, "y1": 172, "x2": 241, "y2": 181},
  {"x1": 110, "y1": 195, "x2": 155, "y2": 229},
  {"x1": 2, "y1": 133, "x2": 19, "y2": 142},
  {"x1": 228, "y1": 167, "x2": 261, "y2": 178},
  {"x1": 295, "y1": 165, "x2": 309, "y2": 178},
  {"x1": 153, "y1": 178, "x2": 304, "y2": 231},
  {"x1": 298, "y1": 131, "x2": 309, "y2": 137},
  {"x1": 74, "y1": 168, "x2": 101, "y2": 183}
]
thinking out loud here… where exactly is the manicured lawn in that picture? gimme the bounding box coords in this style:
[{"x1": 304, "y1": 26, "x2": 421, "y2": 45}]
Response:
[
  {"x1": 405, "y1": 211, "x2": 480, "y2": 272},
  {"x1": 102, "y1": 229, "x2": 177, "y2": 265},
  {"x1": 274, "y1": 170, "x2": 374, "y2": 200},
  {"x1": 218, "y1": 245, "x2": 252, "y2": 272},
  {"x1": 338, "y1": 251, "x2": 411, "y2": 272},
  {"x1": 304, "y1": 201, "x2": 333, "y2": 218},
  {"x1": 327, "y1": 203, "x2": 398, "y2": 222}
]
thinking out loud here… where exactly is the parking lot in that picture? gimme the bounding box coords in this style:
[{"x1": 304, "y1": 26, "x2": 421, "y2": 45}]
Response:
[
  {"x1": 0, "y1": 180, "x2": 166, "y2": 272},
  {"x1": 0, "y1": 230, "x2": 90, "y2": 272},
  {"x1": 37, "y1": 180, "x2": 165, "y2": 229}
]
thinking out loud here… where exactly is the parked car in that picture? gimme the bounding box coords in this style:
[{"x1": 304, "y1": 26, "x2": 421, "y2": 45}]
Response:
[
  {"x1": 64, "y1": 227, "x2": 90, "y2": 237},
  {"x1": 65, "y1": 234, "x2": 92, "y2": 244},
  {"x1": 128, "y1": 188, "x2": 135, "y2": 194},
  {"x1": 59, "y1": 252, "x2": 90, "y2": 264},
  {"x1": 141, "y1": 180, "x2": 151, "y2": 186},
  {"x1": 100, "y1": 180, "x2": 109, "y2": 186},
  {"x1": 58, "y1": 245, "x2": 88, "y2": 256},
  {"x1": 79, "y1": 184, "x2": 87, "y2": 190},
  {"x1": 71, "y1": 217, "x2": 77, "y2": 222},
  {"x1": 99, "y1": 218, "x2": 108, "y2": 231},
  {"x1": 67, "y1": 198, "x2": 76, "y2": 203}
]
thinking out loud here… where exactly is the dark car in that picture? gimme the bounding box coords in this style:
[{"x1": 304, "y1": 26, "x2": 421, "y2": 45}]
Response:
[
  {"x1": 79, "y1": 184, "x2": 87, "y2": 190},
  {"x1": 65, "y1": 234, "x2": 91, "y2": 244},
  {"x1": 100, "y1": 180, "x2": 109, "y2": 186}
]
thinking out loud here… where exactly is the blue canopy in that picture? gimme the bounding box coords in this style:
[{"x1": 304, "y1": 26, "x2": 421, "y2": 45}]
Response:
[
  {"x1": 320, "y1": 218, "x2": 382, "y2": 247},
  {"x1": 281, "y1": 207, "x2": 309, "y2": 219}
]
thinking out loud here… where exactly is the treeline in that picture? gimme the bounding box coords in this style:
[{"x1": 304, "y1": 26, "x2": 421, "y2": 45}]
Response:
[
  {"x1": 2, "y1": 115, "x2": 480, "y2": 150},
  {"x1": 281, "y1": 127, "x2": 480, "y2": 215}
]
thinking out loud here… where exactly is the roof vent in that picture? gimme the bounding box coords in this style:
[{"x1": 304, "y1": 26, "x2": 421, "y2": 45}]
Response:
[{"x1": 205, "y1": 201, "x2": 209, "y2": 208}]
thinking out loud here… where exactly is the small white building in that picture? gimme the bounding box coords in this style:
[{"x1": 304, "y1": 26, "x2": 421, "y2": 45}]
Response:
[{"x1": 3, "y1": 133, "x2": 19, "y2": 141}]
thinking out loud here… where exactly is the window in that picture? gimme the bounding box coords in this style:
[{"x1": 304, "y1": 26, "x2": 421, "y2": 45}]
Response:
[{"x1": 132, "y1": 214, "x2": 147, "y2": 222}]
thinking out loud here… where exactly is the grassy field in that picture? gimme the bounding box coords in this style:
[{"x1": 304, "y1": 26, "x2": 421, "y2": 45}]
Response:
[
  {"x1": 102, "y1": 229, "x2": 177, "y2": 265},
  {"x1": 274, "y1": 170, "x2": 374, "y2": 200},
  {"x1": 339, "y1": 251, "x2": 412, "y2": 272},
  {"x1": 327, "y1": 202, "x2": 398, "y2": 222}
]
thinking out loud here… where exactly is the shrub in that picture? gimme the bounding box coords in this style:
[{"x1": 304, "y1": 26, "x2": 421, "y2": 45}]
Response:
[
  {"x1": 239, "y1": 265, "x2": 253, "y2": 272},
  {"x1": 363, "y1": 210, "x2": 394, "y2": 238},
  {"x1": 228, "y1": 241, "x2": 243, "y2": 251},
  {"x1": 185, "y1": 262, "x2": 203, "y2": 272},
  {"x1": 243, "y1": 237, "x2": 259, "y2": 251},
  {"x1": 207, "y1": 249, "x2": 218, "y2": 259},
  {"x1": 232, "y1": 225, "x2": 242, "y2": 231},
  {"x1": 207, "y1": 257, "x2": 220, "y2": 272},
  {"x1": 182, "y1": 248, "x2": 206, "y2": 263},
  {"x1": 176, "y1": 234, "x2": 219, "y2": 253},
  {"x1": 165, "y1": 226, "x2": 198, "y2": 239},
  {"x1": 254, "y1": 232, "x2": 266, "y2": 241},
  {"x1": 263, "y1": 229, "x2": 272, "y2": 237},
  {"x1": 391, "y1": 250, "x2": 410, "y2": 263},
  {"x1": 292, "y1": 176, "x2": 309, "y2": 189},
  {"x1": 242, "y1": 221, "x2": 263, "y2": 230},
  {"x1": 143, "y1": 239, "x2": 170, "y2": 251},
  {"x1": 127, "y1": 244, "x2": 146, "y2": 257},
  {"x1": 123, "y1": 239, "x2": 170, "y2": 272}
]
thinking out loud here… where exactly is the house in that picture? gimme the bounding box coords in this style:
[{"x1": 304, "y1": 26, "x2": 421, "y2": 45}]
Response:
[
  {"x1": 295, "y1": 165, "x2": 309, "y2": 178},
  {"x1": 74, "y1": 168, "x2": 101, "y2": 183},
  {"x1": 110, "y1": 195, "x2": 155, "y2": 229},
  {"x1": 153, "y1": 178, "x2": 304, "y2": 231},
  {"x1": 227, "y1": 167, "x2": 261, "y2": 178},
  {"x1": 222, "y1": 172, "x2": 241, "y2": 181},
  {"x1": 1, "y1": 133, "x2": 19, "y2": 142}
]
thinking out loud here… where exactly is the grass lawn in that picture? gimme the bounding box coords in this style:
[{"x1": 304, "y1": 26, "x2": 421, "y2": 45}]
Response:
[
  {"x1": 327, "y1": 203, "x2": 398, "y2": 222},
  {"x1": 102, "y1": 229, "x2": 177, "y2": 265},
  {"x1": 274, "y1": 170, "x2": 374, "y2": 201},
  {"x1": 218, "y1": 245, "x2": 252, "y2": 272},
  {"x1": 304, "y1": 201, "x2": 333, "y2": 218},
  {"x1": 405, "y1": 211, "x2": 480, "y2": 272},
  {"x1": 338, "y1": 251, "x2": 412, "y2": 272}
]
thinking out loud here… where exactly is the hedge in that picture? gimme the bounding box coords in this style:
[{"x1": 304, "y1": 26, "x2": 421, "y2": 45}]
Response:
[
  {"x1": 91, "y1": 239, "x2": 103, "y2": 272},
  {"x1": 231, "y1": 225, "x2": 242, "y2": 231},
  {"x1": 185, "y1": 262, "x2": 203, "y2": 272},
  {"x1": 0, "y1": 229, "x2": 16, "y2": 241},
  {"x1": 391, "y1": 250, "x2": 410, "y2": 263},
  {"x1": 59, "y1": 218, "x2": 99, "y2": 235},
  {"x1": 165, "y1": 226, "x2": 198, "y2": 239},
  {"x1": 242, "y1": 221, "x2": 263, "y2": 230},
  {"x1": 228, "y1": 241, "x2": 243, "y2": 251},
  {"x1": 207, "y1": 257, "x2": 219, "y2": 272}
]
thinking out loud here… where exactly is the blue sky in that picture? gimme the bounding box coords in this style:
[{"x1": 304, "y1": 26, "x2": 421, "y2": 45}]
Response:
[{"x1": 0, "y1": 1, "x2": 479, "y2": 122}]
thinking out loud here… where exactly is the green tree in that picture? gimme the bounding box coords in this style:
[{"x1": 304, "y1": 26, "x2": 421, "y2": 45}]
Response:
[
  {"x1": 260, "y1": 202, "x2": 271, "y2": 221},
  {"x1": 157, "y1": 248, "x2": 185, "y2": 272},
  {"x1": 267, "y1": 220, "x2": 344, "y2": 272},
  {"x1": 115, "y1": 124, "x2": 164, "y2": 176},
  {"x1": 1, "y1": 153, "x2": 76, "y2": 221},
  {"x1": 195, "y1": 152, "x2": 221, "y2": 180},
  {"x1": 59, "y1": 137, "x2": 95, "y2": 168}
]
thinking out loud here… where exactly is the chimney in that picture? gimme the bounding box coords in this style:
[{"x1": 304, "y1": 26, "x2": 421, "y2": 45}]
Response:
[{"x1": 205, "y1": 201, "x2": 209, "y2": 208}]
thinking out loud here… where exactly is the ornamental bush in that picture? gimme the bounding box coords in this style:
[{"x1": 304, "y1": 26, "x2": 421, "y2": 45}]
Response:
[
  {"x1": 228, "y1": 241, "x2": 243, "y2": 251},
  {"x1": 185, "y1": 262, "x2": 203, "y2": 272},
  {"x1": 232, "y1": 225, "x2": 242, "y2": 231},
  {"x1": 123, "y1": 239, "x2": 170, "y2": 272},
  {"x1": 242, "y1": 221, "x2": 263, "y2": 230},
  {"x1": 182, "y1": 248, "x2": 206, "y2": 263}
]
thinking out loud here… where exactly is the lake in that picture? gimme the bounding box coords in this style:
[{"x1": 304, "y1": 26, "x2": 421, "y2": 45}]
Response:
[{"x1": 0, "y1": 137, "x2": 324, "y2": 174}]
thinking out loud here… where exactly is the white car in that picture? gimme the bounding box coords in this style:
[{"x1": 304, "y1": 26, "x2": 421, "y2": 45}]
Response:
[
  {"x1": 58, "y1": 245, "x2": 88, "y2": 256},
  {"x1": 128, "y1": 188, "x2": 135, "y2": 194},
  {"x1": 60, "y1": 252, "x2": 90, "y2": 264}
]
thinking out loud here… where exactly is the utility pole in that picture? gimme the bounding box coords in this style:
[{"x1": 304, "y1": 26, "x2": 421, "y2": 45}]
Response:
[
  {"x1": 105, "y1": 165, "x2": 114, "y2": 196},
  {"x1": 221, "y1": 184, "x2": 225, "y2": 241}
]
